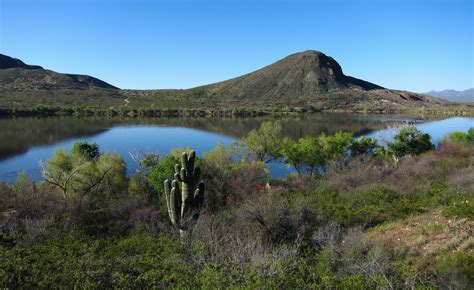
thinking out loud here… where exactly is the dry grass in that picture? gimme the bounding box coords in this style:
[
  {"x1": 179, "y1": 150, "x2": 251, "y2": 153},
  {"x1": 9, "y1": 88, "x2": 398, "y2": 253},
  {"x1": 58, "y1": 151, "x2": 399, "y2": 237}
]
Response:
[{"x1": 365, "y1": 210, "x2": 473, "y2": 257}]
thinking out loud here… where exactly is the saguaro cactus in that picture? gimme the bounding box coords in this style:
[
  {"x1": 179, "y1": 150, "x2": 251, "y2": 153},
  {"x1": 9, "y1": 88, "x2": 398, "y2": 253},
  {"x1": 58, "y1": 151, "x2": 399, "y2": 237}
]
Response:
[{"x1": 164, "y1": 150, "x2": 204, "y2": 243}]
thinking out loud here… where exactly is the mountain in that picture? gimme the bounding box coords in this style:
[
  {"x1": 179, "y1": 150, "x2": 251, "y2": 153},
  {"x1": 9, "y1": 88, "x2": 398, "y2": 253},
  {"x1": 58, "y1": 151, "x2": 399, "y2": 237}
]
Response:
[
  {"x1": 172, "y1": 50, "x2": 448, "y2": 111},
  {"x1": 0, "y1": 54, "x2": 119, "y2": 90},
  {"x1": 197, "y1": 50, "x2": 383, "y2": 99},
  {"x1": 424, "y1": 89, "x2": 474, "y2": 103},
  {"x1": 0, "y1": 54, "x2": 43, "y2": 70},
  {"x1": 0, "y1": 51, "x2": 456, "y2": 113}
]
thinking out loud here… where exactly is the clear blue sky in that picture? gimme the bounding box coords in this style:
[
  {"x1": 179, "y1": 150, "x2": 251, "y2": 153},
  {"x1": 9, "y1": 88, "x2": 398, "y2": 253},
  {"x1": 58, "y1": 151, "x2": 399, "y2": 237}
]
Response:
[{"x1": 1, "y1": 0, "x2": 473, "y2": 92}]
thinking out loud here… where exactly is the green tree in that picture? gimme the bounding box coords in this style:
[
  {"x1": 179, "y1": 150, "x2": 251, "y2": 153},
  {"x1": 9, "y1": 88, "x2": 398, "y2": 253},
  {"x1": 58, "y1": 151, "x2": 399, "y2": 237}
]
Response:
[
  {"x1": 388, "y1": 127, "x2": 434, "y2": 159},
  {"x1": 319, "y1": 131, "x2": 353, "y2": 160},
  {"x1": 469, "y1": 128, "x2": 474, "y2": 142},
  {"x1": 281, "y1": 137, "x2": 325, "y2": 177},
  {"x1": 445, "y1": 128, "x2": 474, "y2": 144},
  {"x1": 41, "y1": 142, "x2": 126, "y2": 209},
  {"x1": 241, "y1": 121, "x2": 283, "y2": 163},
  {"x1": 350, "y1": 136, "x2": 384, "y2": 156},
  {"x1": 71, "y1": 142, "x2": 100, "y2": 161}
]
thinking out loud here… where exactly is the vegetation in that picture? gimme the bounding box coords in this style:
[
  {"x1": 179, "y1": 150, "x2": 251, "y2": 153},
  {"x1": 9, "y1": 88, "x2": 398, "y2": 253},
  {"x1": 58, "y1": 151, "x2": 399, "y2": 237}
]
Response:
[
  {"x1": 164, "y1": 151, "x2": 205, "y2": 243},
  {"x1": 0, "y1": 124, "x2": 473, "y2": 288},
  {"x1": 387, "y1": 127, "x2": 434, "y2": 160}
]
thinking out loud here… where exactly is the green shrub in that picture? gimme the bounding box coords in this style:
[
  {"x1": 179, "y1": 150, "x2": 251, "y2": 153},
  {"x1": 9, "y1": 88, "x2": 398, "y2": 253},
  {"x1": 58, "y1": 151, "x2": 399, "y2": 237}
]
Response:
[
  {"x1": 442, "y1": 194, "x2": 474, "y2": 219},
  {"x1": 0, "y1": 234, "x2": 196, "y2": 288},
  {"x1": 281, "y1": 136, "x2": 324, "y2": 177},
  {"x1": 241, "y1": 120, "x2": 283, "y2": 162},
  {"x1": 388, "y1": 127, "x2": 434, "y2": 158},
  {"x1": 434, "y1": 250, "x2": 474, "y2": 289},
  {"x1": 350, "y1": 136, "x2": 384, "y2": 156},
  {"x1": 445, "y1": 128, "x2": 474, "y2": 144}
]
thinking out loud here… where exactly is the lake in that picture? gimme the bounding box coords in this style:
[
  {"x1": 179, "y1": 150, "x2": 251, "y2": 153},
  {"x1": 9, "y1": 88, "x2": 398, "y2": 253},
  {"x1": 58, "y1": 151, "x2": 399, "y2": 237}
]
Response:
[{"x1": 0, "y1": 114, "x2": 472, "y2": 182}]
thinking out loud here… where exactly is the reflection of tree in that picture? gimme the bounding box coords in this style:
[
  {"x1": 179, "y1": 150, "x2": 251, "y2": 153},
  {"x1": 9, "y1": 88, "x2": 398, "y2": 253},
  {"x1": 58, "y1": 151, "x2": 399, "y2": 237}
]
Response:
[
  {"x1": 0, "y1": 117, "x2": 115, "y2": 160},
  {"x1": 0, "y1": 113, "x2": 404, "y2": 161}
]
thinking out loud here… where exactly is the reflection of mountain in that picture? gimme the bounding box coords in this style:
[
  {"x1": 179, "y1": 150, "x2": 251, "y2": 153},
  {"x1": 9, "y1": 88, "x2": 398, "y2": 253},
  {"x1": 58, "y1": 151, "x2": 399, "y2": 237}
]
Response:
[
  {"x1": 0, "y1": 117, "x2": 115, "y2": 160},
  {"x1": 0, "y1": 114, "x2": 407, "y2": 161},
  {"x1": 125, "y1": 113, "x2": 398, "y2": 140}
]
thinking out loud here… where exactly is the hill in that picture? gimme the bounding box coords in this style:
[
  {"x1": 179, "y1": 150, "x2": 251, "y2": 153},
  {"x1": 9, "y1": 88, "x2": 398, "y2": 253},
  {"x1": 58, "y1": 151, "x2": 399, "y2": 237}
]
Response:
[
  {"x1": 0, "y1": 54, "x2": 43, "y2": 70},
  {"x1": 177, "y1": 50, "x2": 447, "y2": 111},
  {"x1": 198, "y1": 50, "x2": 383, "y2": 99},
  {"x1": 424, "y1": 88, "x2": 474, "y2": 103},
  {"x1": 0, "y1": 51, "x2": 465, "y2": 115},
  {"x1": 0, "y1": 54, "x2": 119, "y2": 90}
]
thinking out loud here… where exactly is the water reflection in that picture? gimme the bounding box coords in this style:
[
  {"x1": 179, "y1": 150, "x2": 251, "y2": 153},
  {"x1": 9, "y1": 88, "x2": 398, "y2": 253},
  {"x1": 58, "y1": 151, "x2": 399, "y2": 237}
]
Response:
[{"x1": 0, "y1": 114, "x2": 471, "y2": 182}]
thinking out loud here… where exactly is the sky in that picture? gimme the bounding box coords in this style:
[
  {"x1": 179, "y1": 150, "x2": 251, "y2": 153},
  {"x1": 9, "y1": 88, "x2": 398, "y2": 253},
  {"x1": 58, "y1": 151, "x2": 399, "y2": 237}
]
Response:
[{"x1": 1, "y1": 0, "x2": 473, "y2": 92}]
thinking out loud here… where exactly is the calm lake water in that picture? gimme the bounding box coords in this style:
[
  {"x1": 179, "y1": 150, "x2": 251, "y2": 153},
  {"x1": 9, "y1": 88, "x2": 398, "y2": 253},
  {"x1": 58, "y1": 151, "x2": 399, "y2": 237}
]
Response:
[{"x1": 0, "y1": 114, "x2": 472, "y2": 182}]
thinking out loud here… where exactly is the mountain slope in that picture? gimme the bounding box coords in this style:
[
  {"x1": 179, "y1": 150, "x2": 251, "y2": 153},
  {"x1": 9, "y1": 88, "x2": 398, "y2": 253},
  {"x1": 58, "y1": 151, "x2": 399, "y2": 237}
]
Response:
[
  {"x1": 196, "y1": 50, "x2": 383, "y2": 100},
  {"x1": 0, "y1": 54, "x2": 119, "y2": 90},
  {"x1": 0, "y1": 51, "x2": 459, "y2": 113},
  {"x1": 424, "y1": 89, "x2": 474, "y2": 103},
  {"x1": 0, "y1": 54, "x2": 43, "y2": 70},
  {"x1": 171, "y1": 50, "x2": 448, "y2": 111}
]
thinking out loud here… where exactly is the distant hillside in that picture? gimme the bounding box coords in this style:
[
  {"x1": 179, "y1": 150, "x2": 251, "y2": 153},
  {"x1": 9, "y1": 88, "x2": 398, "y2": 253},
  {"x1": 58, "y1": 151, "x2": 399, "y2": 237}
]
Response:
[
  {"x1": 157, "y1": 50, "x2": 449, "y2": 112},
  {"x1": 424, "y1": 89, "x2": 474, "y2": 103},
  {"x1": 0, "y1": 51, "x2": 463, "y2": 114},
  {"x1": 198, "y1": 50, "x2": 383, "y2": 100},
  {"x1": 0, "y1": 54, "x2": 43, "y2": 70},
  {"x1": 0, "y1": 54, "x2": 119, "y2": 90}
]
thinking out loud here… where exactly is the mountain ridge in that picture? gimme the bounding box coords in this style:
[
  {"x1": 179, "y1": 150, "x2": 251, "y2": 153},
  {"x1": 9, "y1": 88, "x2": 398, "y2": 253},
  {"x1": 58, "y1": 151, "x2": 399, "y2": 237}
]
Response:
[
  {"x1": 0, "y1": 54, "x2": 119, "y2": 90},
  {"x1": 424, "y1": 88, "x2": 473, "y2": 103},
  {"x1": 0, "y1": 51, "x2": 462, "y2": 114},
  {"x1": 194, "y1": 50, "x2": 384, "y2": 100}
]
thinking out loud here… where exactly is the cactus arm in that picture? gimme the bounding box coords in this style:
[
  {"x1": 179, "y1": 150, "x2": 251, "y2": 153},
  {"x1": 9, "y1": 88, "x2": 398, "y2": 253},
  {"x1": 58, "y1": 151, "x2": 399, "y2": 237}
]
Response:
[
  {"x1": 169, "y1": 180, "x2": 181, "y2": 227},
  {"x1": 188, "y1": 151, "x2": 196, "y2": 173},
  {"x1": 164, "y1": 179, "x2": 173, "y2": 223},
  {"x1": 194, "y1": 182, "x2": 205, "y2": 208},
  {"x1": 174, "y1": 164, "x2": 182, "y2": 182}
]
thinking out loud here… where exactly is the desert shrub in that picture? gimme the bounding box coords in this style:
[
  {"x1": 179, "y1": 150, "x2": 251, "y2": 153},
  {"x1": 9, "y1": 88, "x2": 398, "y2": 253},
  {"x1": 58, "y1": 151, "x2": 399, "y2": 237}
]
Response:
[
  {"x1": 387, "y1": 127, "x2": 434, "y2": 159},
  {"x1": 442, "y1": 193, "x2": 474, "y2": 219},
  {"x1": 281, "y1": 136, "x2": 324, "y2": 177},
  {"x1": 128, "y1": 172, "x2": 156, "y2": 200},
  {"x1": 240, "y1": 195, "x2": 316, "y2": 246},
  {"x1": 42, "y1": 142, "x2": 127, "y2": 210},
  {"x1": 444, "y1": 127, "x2": 474, "y2": 145},
  {"x1": 309, "y1": 185, "x2": 441, "y2": 227},
  {"x1": 281, "y1": 132, "x2": 353, "y2": 177},
  {"x1": 350, "y1": 136, "x2": 384, "y2": 156},
  {"x1": 71, "y1": 141, "x2": 99, "y2": 161},
  {"x1": 319, "y1": 131, "x2": 353, "y2": 161},
  {"x1": 202, "y1": 143, "x2": 268, "y2": 211},
  {"x1": 241, "y1": 120, "x2": 283, "y2": 162},
  {"x1": 0, "y1": 234, "x2": 196, "y2": 288},
  {"x1": 434, "y1": 250, "x2": 474, "y2": 289}
]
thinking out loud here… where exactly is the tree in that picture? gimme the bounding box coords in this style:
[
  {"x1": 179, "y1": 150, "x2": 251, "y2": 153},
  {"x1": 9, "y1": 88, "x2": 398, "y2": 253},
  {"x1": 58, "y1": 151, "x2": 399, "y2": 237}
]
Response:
[
  {"x1": 319, "y1": 132, "x2": 353, "y2": 161},
  {"x1": 469, "y1": 128, "x2": 474, "y2": 143},
  {"x1": 387, "y1": 127, "x2": 434, "y2": 159},
  {"x1": 445, "y1": 128, "x2": 474, "y2": 145},
  {"x1": 41, "y1": 141, "x2": 124, "y2": 210},
  {"x1": 350, "y1": 136, "x2": 384, "y2": 156},
  {"x1": 241, "y1": 121, "x2": 283, "y2": 163},
  {"x1": 281, "y1": 137, "x2": 325, "y2": 177},
  {"x1": 71, "y1": 142, "x2": 99, "y2": 161}
]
